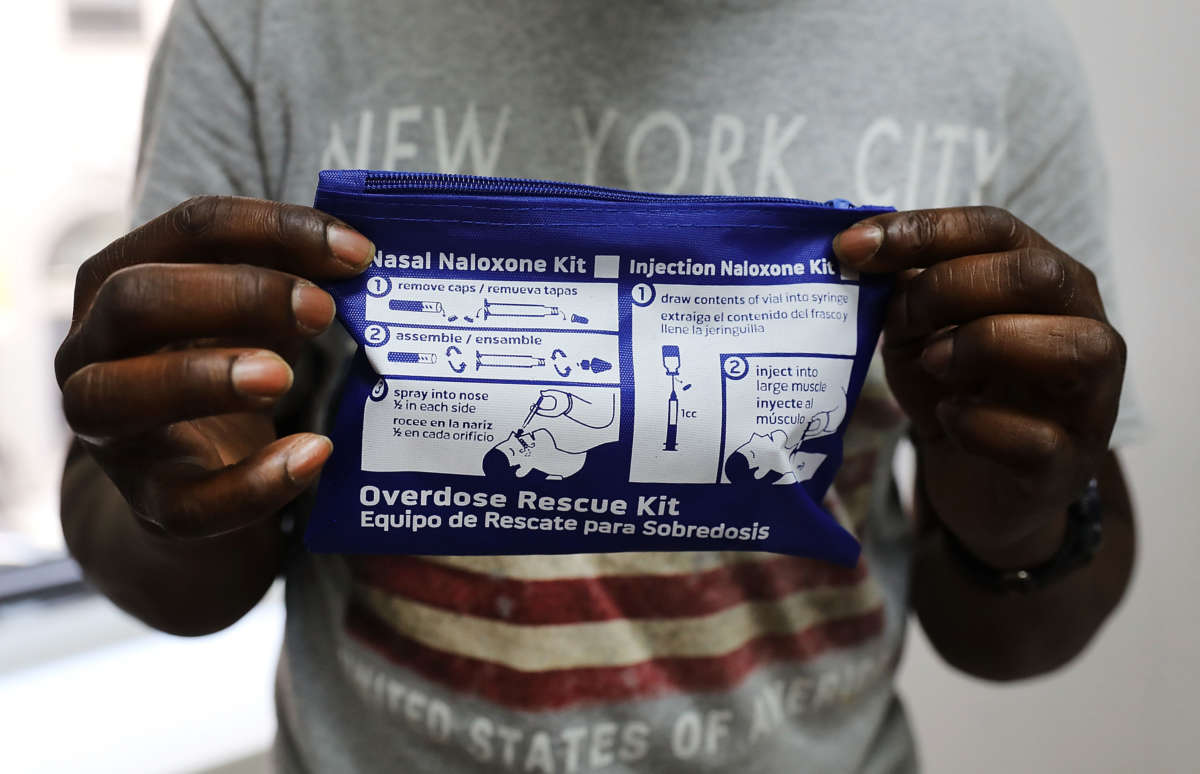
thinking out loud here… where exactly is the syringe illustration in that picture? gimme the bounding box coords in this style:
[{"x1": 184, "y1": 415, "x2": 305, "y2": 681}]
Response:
[
  {"x1": 662, "y1": 345, "x2": 681, "y2": 452},
  {"x1": 483, "y1": 301, "x2": 560, "y2": 319},
  {"x1": 476, "y1": 351, "x2": 547, "y2": 370},
  {"x1": 389, "y1": 297, "x2": 590, "y2": 324},
  {"x1": 479, "y1": 300, "x2": 589, "y2": 324},
  {"x1": 469, "y1": 349, "x2": 613, "y2": 377}
]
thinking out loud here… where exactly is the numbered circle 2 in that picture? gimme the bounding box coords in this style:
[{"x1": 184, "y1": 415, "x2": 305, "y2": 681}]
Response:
[
  {"x1": 366, "y1": 276, "x2": 391, "y2": 297},
  {"x1": 370, "y1": 378, "x2": 389, "y2": 402},
  {"x1": 630, "y1": 283, "x2": 656, "y2": 307},
  {"x1": 364, "y1": 324, "x2": 390, "y2": 347},
  {"x1": 722, "y1": 355, "x2": 750, "y2": 380}
]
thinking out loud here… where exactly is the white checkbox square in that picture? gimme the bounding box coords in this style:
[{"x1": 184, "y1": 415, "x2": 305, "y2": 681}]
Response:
[{"x1": 593, "y1": 254, "x2": 620, "y2": 279}]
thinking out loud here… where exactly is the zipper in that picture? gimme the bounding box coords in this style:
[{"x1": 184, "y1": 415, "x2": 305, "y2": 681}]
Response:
[{"x1": 324, "y1": 170, "x2": 866, "y2": 209}]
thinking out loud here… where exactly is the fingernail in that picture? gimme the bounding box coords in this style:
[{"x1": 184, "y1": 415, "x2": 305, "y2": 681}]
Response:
[
  {"x1": 832, "y1": 223, "x2": 883, "y2": 268},
  {"x1": 286, "y1": 435, "x2": 332, "y2": 482},
  {"x1": 231, "y1": 352, "x2": 293, "y2": 398},
  {"x1": 292, "y1": 281, "x2": 336, "y2": 334},
  {"x1": 920, "y1": 332, "x2": 954, "y2": 378},
  {"x1": 327, "y1": 224, "x2": 375, "y2": 270}
]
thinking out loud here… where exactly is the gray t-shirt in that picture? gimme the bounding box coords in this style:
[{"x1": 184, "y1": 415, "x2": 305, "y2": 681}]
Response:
[{"x1": 133, "y1": 2, "x2": 1141, "y2": 772}]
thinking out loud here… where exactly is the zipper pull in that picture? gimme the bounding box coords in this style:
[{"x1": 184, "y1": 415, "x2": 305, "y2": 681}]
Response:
[{"x1": 825, "y1": 198, "x2": 856, "y2": 210}]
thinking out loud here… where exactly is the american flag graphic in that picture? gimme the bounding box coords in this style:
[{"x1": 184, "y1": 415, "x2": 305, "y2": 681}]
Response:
[{"x1": 341, "y1": 372, "x2": 905, "y2": 714}]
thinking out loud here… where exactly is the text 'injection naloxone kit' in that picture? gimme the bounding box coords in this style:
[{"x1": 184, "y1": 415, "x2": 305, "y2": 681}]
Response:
[{"x1": 306, "y1": 171, "x2": 893, "y2": 565}]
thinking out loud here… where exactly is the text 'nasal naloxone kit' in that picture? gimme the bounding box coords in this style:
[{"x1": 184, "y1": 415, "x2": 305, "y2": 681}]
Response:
[{"x1": 307, "y1": 171, "x2": 893, "y2": 564}]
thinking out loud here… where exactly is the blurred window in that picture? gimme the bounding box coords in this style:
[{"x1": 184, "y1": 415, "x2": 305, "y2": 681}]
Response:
[
  {"x1": 0, "y1": 0, "x2": 172, "y2": 604},
  {"x1": 68, "y1": 0, "x2": 142, "y2": 38}
]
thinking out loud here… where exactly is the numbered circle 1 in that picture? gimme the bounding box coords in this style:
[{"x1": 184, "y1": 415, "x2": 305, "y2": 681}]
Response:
[
  {"x1": 366, "y1": 276, "x2": 391, "y2": 297},
  {"x1": 722, "y1": 355, "x2": 750, "y2": 380},
  {"x1": 364, "y1": 324, "x2": 390, "y2": 347},
  {"x1": 630, "y1": 283, "x2": 656, "y2": 307},
  {"x1": 370, "y1": 378, "x2": 389, "y2": 402}
]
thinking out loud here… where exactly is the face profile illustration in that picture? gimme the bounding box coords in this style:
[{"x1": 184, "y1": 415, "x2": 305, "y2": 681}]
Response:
[
  {"x1": 724, "y1": 430, "x2": 828, "y2": 486},
  {"x1": 724, "y1": 386, "x2": 847, "y2": 485},
  {"x1": 481, "y1": 389, "x2": 618, "y2": 481},
  {"x1": 482, "y1": 428, "x2": 589, "y2": 481}
]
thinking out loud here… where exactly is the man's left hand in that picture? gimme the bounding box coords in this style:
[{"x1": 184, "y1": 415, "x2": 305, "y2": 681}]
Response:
[{"x1": 833, "y1": 207, "x2": 1126, "y2": 568}]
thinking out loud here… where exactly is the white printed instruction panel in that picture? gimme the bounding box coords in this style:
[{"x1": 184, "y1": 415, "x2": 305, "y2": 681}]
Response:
[
  {"x1": 356, "y1": 254, "x2": 857, "y2": 483},
  {"x1": 311, "y1": 234, "x2": 887, "y2": 561}
]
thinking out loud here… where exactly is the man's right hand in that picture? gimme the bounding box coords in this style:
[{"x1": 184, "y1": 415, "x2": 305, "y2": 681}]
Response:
[{"x1": 55, "y1": 196, "x2": 374, "y2": 540}]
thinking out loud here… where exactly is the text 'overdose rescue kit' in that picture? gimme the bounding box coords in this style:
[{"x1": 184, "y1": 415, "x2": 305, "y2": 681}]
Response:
[{"x1": 306, "y1": 170, "x2": 893, "y2": 565}]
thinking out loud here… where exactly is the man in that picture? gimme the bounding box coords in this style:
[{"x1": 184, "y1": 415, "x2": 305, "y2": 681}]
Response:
[{"x1": 55, "y1": 1, "x2": 1139, "y2": 771}]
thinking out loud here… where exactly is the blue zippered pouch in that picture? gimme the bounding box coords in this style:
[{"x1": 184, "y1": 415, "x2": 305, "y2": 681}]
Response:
[{"x1": 306, "y1": 170, "x2": 893, "y2": 565}]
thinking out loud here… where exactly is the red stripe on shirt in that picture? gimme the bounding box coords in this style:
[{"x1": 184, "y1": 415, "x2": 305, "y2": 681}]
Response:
[
  {"x1": 348, "y1": 553, "x2": 867, "y2": 624},
  {"x1": 343, "y1": 601, "x2": 885, "y2": 711}
]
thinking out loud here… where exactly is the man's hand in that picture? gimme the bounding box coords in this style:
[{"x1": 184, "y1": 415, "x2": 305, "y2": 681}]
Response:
[
  {"x1": 833, "y1": 207, "x2": 1126, "y2": 568},
  {"x1": 55, "y1": 196, "x2": 373, "y2": 635}
]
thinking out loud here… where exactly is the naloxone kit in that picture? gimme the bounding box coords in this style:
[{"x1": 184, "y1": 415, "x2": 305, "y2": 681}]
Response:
[{"x1": 306, "y1": 171, "x2": 893, "y2": 565}]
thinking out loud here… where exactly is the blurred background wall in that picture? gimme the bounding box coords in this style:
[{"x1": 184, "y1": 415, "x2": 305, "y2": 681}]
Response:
[
  {"x1": 899, "y1": 1, "x2": 1199, "y2": 772},
  {"x1": 0, "y1": 1, "x2": 1194, "y2": 772},
  {"x1": 0, "y1": 0, "x2": 173, "y2": 559}
]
